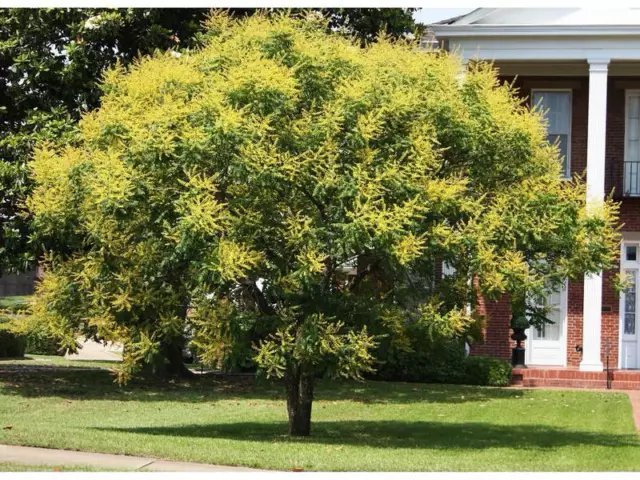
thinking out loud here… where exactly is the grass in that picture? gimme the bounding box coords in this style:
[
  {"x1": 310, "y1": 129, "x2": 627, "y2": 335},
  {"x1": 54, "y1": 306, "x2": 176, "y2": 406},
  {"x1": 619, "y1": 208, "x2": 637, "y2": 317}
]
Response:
[
  {"x1": 3, "y1": 354, "x2": 121, "y2": 370},
  {"x1": 0, "y1": 362, "x2": 638, "y2": 471},
  {"x1": 0, "y1": 296, "x2": 31, "y2": 311}
]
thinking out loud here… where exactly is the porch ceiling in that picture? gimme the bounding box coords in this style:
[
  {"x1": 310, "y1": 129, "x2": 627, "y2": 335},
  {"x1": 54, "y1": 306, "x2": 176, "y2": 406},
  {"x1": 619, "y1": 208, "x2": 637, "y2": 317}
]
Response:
[
  {"x1": 491, "y1": 60, "x2": 640, "y2": 77},
  {"x1": 444, "y1": 35, "x2": 640, "y2": 63}
]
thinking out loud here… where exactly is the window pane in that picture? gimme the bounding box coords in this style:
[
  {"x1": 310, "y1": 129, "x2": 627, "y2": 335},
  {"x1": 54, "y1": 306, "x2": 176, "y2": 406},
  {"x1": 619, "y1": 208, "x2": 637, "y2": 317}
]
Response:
[
  {"x1": 630, "y1": 118, "x2": 640, "y2": 142},
  {"x1": 442, "y1": 261, "x2": 456, "y2": 278},
  {"x1": 534, "y1": 91, "x2": 571, "y2": 177},
  {"x1": 627, "y1": 245, "x2": 638, "y2": 262},
  {"x1": 629, "y1": 95, "x2": 640, "y2": 119},
  {"x1": 629, "y1": 139, "x2": 640, "y2": 163},
  {"x1": 624, "y1": 271, "x2": 637, "y2": 335},
  {"x1": 534, "y1": 91, "x2": 571, "y2": 134},
  {"x1": 534, "y1": 287, "x2": 562, "y2": 341}
]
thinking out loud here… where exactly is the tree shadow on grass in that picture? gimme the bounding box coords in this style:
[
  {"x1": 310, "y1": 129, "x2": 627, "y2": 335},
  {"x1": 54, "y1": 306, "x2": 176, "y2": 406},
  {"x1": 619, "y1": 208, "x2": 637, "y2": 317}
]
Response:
[
  {"x1": 94, "y1": 420, "x2": 640, "y2": 450},
  {"x1": 0, "y1": 366, "x2": 527, "y2": 404}
]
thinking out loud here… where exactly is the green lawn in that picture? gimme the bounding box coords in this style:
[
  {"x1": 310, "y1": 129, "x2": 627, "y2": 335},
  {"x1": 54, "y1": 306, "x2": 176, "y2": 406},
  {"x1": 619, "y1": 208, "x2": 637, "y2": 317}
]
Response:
[
  {"x1": 2, "y1": 354, "x2": 121, "y2": 370},
  {"x1": 0, "y1": 296, "x2": 31, "y2": 311},
  {"x1": 0, "y1": 362, "x2": 638, "y2": 471}
]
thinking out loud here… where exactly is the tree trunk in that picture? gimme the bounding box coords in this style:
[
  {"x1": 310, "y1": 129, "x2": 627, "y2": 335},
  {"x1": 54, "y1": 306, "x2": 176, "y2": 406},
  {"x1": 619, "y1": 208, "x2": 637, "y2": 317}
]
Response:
[
  {"x1": 285, "y1": 366, "x2": 314, "y2": 436},
  {"x1": 163, "y1": 340, "x2": 195, "y2": 378},
  {"x1": 143, "y1": 340, "x2": 195, "y2": 379}
]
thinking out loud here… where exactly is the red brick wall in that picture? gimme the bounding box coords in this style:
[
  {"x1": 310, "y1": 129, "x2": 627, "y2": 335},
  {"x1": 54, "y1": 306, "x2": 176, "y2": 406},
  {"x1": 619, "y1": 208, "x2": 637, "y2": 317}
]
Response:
[
  {"x1": 602, "y1": 268, "x2": 620, "y2": 368},
  {"x1": 566, "y1": 280, "x2": 584, "y2": 366},
  {"x1": 472, "y1": 293, "x2": 512, "y2": 361}
]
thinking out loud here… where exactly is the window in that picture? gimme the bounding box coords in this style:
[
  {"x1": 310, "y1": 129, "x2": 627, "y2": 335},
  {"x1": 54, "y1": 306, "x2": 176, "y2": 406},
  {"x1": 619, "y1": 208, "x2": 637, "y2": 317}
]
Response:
[
  {"x1": 624, "y1": 271, "x2": 637, "y2": 336},
  {"x1": 442, "y1": 261, "x2": 456, "y2": 278},
  {"x1": 533, "y1": 289, "x2": 562, "y2": 341},
  {"x1": 627, "y1": 245, "x2": 638, "y2": 262},
  {"x1": 625, "y1": 92, "x2": 640, "y2": 196},
  {"x1": 532, "y1": 90, "x2": 572, "y2": 179}
]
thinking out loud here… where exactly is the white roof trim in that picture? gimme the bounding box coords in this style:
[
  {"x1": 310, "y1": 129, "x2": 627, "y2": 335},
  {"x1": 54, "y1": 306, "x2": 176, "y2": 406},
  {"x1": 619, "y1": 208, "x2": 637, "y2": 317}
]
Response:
[{"x1": 432, "y1": 25, "x2": 640, "y2": 38}]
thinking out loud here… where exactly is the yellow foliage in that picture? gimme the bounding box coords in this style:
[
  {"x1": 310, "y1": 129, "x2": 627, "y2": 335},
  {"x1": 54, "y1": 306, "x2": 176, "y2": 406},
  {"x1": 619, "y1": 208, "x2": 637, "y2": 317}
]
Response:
[
  {"x1": 213, "y1": 239, "x2": 263, "y2": 282},
  {"x1": 25, "y1": 11, "x2": 620, "y2": 383}
]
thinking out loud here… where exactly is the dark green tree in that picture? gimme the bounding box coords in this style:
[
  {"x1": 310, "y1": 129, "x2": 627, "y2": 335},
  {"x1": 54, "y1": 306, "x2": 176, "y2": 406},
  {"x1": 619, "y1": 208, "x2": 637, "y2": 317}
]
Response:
[{"x1": 0, "y1": 8, "x2": 209, "y2": 274}]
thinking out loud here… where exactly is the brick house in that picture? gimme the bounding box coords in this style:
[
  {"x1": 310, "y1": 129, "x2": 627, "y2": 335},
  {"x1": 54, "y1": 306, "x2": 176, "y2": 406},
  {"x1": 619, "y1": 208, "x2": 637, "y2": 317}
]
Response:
[{"x1": 432, "y1": 8, "x2": 640, "y2": 388}]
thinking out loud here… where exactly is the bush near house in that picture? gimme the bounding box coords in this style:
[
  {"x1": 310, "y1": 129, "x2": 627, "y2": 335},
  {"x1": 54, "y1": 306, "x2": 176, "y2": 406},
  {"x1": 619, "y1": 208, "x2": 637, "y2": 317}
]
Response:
[
  {"x1": 373, "y1": 339, "x2": 511, "y2": 387},
  {"x1": 462, "y1": 356, "x2": 512, "y2": 386},
  {"x1": 374, "y1": 339, "x2": 467, "y2": 384}
]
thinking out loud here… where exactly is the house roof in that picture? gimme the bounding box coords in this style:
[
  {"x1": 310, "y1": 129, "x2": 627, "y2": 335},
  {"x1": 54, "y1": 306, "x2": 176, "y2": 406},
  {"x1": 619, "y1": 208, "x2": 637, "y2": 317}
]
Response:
[
  {"x1": 432, "y1": 9, "x2": 481, "y2": 26},
  {"x1": 434, "y1": 8, "x2": 640, "y2": 26},
  {"x1": 429, "y1": 8, "x2": 640, "y2": 64}
]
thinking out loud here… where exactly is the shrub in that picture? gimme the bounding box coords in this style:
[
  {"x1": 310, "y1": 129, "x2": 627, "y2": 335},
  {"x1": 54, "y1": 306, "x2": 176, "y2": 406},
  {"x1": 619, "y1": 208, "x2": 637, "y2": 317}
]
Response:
[
  {"x1": 24, "y1": 330, "x2": 63, "y2": 355},
  {"x1": 0, "y1": 296, "x2": 64, "y2": 356},
  {"x1": 372, "y1": 319, "x2": 512, "y2": 387},
  {"x1": 374, "y1": 338, "x2": 468, "y2": 384},
  {"x1": 0, "y1": 321, "x2": 26, "y2": 358},
  {"x1": 462, "y1": 355, "x2": 512, "y2": 386}
]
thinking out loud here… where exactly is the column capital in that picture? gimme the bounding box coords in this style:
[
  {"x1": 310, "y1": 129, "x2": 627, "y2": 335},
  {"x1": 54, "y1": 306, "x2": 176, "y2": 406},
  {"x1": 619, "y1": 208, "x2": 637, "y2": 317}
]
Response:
[{"x1": 588, "y1": 58, "x2": 611, "y2": 72}]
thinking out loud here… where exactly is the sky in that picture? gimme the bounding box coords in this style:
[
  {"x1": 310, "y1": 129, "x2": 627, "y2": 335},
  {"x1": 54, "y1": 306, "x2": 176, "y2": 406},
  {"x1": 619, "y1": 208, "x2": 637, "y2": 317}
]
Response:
[{"x1": 413, "y1": 8, "x2": 474, "y2": 25}]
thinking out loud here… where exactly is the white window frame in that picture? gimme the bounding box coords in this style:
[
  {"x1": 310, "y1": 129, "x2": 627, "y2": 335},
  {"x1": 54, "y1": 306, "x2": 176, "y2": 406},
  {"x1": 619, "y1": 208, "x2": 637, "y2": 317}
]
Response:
[
  {"x1": 624, "y1": 90, "x2": 640, "y2": 197},
  {"x1": 531, "y1": 89, "x2": 573, "y2": 180}
]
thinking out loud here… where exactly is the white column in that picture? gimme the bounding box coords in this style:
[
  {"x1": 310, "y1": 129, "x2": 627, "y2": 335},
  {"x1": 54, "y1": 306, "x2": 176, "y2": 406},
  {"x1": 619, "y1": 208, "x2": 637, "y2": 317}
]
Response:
[
  {"x1": 580, "y1": 58, "x2": 610, "y2": 372},
  {"x1": 456, "y1": 60, "x2": 468, "y2": 85}
]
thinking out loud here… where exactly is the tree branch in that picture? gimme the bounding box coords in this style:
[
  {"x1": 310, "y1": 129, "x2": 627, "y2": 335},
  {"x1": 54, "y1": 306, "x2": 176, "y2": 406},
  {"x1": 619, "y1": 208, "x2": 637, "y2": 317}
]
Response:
[{"x1": 242, "y1": 279, "x2": 276, "y2": 315}]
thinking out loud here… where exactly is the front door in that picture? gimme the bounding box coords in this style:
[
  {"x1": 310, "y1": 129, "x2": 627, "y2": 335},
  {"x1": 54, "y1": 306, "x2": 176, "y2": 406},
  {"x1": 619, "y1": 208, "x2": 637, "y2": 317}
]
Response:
[
  {"x1": 527, "y1": 284, "x2": 567, "y2": 366},
  {"x1": 621, "y1": 243, "x2": 640, "y2": 369}
]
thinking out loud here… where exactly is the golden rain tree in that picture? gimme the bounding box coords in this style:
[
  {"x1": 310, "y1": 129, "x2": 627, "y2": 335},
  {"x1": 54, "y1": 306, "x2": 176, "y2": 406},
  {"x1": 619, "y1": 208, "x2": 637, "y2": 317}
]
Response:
[{"x1": 27, "y1": 12, "x2": 619, "y2": 436}]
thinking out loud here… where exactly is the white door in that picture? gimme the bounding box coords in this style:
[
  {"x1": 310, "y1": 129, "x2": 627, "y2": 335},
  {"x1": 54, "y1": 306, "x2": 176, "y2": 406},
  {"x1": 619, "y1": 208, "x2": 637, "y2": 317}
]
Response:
[
  {"x1": 527, "y1": 285, "x2": 567, "y2": 366},
  {"x1": 620, "y1": 243, "x2": 640, "y2": 368},
  {"x1": 621, "y1": 269, "x2": 638, "y2": 368}
]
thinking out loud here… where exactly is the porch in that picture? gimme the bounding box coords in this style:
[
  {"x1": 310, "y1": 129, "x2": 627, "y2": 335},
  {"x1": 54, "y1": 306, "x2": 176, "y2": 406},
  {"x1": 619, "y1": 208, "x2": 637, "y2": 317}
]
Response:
[{"x1": 473, "y1": 59, "x2": 640, "y2": 374}]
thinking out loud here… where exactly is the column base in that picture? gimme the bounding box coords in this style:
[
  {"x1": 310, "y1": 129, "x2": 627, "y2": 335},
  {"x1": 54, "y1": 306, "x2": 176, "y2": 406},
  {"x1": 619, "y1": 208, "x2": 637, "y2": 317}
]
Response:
[{"x1": 579, "y1": 361, "x2": 604, "y2": 372}]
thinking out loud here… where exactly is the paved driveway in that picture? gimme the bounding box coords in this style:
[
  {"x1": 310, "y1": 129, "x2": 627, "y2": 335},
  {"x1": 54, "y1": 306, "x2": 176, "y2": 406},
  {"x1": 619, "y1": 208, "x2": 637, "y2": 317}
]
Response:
[{"x1": 65, "y1": 338, "x2": 122, "y2": 361}]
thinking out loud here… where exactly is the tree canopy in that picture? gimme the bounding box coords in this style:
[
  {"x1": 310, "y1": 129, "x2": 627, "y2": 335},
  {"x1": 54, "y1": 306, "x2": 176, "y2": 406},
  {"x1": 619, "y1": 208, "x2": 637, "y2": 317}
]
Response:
[
  {"x1": 0, "y1": 8, "x2": 208, "y2": 274},
  {"x1": 0, "y1": 8, "x2": 420, "y2": 275},
  {"x1": 27, "y1": 12, "x2": 618, "y2": 435}
]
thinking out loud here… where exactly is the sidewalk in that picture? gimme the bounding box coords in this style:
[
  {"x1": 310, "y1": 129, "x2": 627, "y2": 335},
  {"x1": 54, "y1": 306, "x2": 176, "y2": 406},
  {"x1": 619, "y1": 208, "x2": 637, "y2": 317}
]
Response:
[
  {"x1": 0, "y1": 444, "x2": 262, "y2": 472},
  {"x1": 628, "y1": 391, "x2": 640, "y2": 431}
]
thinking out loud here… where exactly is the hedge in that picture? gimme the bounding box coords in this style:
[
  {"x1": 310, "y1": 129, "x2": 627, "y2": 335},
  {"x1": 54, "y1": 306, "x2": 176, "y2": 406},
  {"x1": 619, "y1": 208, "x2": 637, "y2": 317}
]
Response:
[
  {"x1": 462, "y1": 355, "x2": 512, "y2": 386},
  {"x1": 371, "y1": 338, "x2": 512, "y2": 387},
  {"x1": 0, "y1": 321, "x2": 26, "y2": 358}
]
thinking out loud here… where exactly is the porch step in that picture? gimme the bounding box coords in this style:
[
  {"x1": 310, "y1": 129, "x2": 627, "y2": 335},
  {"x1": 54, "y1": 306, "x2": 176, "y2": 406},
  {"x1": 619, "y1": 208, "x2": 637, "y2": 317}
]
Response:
[
  {"x1": 522, "y1": 378, "x2": 607, "y2": 389},
  {"x1": 511, "y1": 367, "x2": 640, "y2": 390}
]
